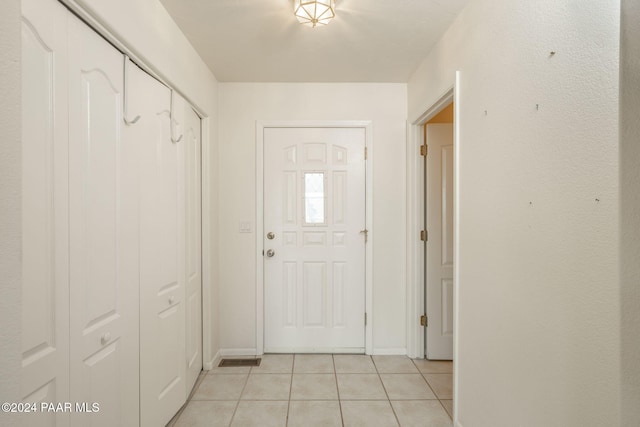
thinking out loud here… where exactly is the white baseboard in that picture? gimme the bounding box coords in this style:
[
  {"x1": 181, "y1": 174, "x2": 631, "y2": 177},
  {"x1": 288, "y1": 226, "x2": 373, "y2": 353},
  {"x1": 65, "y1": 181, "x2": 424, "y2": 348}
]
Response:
[
  {"x1": 370, "y1": 348, "x2": 407, "y2": 356},
  {"x1": 218, "y1": 348, "x2": 258, "y2": 357},
  {"x1": 217, "y1": 347, "x2": 408, "y2": 356},
  {"x1": 203, "y1": 350, "x2": 221, "y2": 370}
]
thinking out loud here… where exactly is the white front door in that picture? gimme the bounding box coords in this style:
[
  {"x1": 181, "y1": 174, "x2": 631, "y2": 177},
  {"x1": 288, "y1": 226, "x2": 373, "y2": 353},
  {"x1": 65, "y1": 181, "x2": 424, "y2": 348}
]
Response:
[
  {"x1": 425, "y1": 123, "x2": 454, "y2": 360},
  {"x1": 263, "y1": 127, "x2": 366, "y2": 353}
]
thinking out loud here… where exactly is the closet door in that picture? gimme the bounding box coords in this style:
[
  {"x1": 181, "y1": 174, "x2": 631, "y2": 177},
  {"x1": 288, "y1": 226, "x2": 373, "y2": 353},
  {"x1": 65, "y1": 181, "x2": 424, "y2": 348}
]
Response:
[
  {"x1": 20, "y1": 0, "x2": 70, "y2": 425},
  {"x1": 67, "y1": 16, "x2": 139, "y2": 427},
  {"x1": 184, "y1": 106, "x2": 202, "y2": 392},
  {"x1": 130, "y1": 62, "x2": 187, "y2": 426}
]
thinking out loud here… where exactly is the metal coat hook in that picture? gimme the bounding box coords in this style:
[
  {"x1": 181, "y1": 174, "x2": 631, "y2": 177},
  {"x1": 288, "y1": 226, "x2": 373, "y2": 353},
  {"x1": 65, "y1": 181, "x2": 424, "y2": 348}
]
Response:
[
  {"x1": 170, "y1": 89, "x2": 183, "y2": 143},
  {"x1": 123, "y1": 55, "x2": 141, "y2": 125}
]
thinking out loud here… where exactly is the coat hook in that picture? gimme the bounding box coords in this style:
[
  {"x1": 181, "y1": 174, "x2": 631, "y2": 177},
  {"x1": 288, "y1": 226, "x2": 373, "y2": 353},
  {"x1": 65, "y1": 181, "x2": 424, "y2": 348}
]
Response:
[
  {"x1": 549, "y1": 51, "x2": 556, "y2": 56},
  {"x1": 170, "y1": 89, "x2": 183, "y2": 143},
  {"x1": 536, "y1": 104, "x2": 539, "y2": 111},
  {"x1": 124, "y1": 115, "x2": 141, "y2": 125},
  {"x1": 484, "y1": 110, "x2": 488, "y2": 116},
  {"x1": 123, "y1": 55, "x2": 142, "y2": 126}
]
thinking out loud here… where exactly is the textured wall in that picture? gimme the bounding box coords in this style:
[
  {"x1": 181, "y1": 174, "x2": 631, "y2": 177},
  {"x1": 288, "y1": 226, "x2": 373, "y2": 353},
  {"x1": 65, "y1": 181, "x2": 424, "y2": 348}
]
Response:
[
  {"x1": 0, "y1": 0, "x2": 22, "y2": 425},
  {"x1": 408, "y1": 0, "x2": 620, "y2": 425},
  {"x1": 620, "y1": 0, "x2": 640, "y2": 425}
]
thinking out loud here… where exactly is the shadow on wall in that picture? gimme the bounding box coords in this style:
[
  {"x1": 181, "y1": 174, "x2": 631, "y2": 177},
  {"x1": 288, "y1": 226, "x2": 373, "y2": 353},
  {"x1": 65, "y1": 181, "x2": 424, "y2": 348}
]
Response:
[{"x1": 620, "y1": 1, "x2": 640, "y2": 425}]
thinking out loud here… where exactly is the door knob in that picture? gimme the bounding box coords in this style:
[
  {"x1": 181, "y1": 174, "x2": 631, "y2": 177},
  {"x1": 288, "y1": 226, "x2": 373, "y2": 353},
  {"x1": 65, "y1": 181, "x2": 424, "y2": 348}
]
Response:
[
  {"x1": 101, "y1": 332, "x2": 111, "y2": 345},
  {"x1": 266, "y1": 249, "x2": 275, "y2": 258},
  {"x1": 267, "y1": 232, "x2": 275, "y2": 240}
]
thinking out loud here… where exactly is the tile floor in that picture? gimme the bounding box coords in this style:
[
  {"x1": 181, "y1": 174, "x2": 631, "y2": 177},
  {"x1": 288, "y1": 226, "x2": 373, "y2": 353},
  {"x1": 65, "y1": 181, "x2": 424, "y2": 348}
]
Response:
[{"x1": 167, "y1": 355, "x2": 453, "y2": 427}]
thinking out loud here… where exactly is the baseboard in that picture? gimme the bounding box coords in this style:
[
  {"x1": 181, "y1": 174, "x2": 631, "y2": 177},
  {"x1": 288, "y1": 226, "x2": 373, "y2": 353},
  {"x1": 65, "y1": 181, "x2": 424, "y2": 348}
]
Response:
[
  {"x1": 218, "y1": 348, "x2": 258, "y2": 357},
  {"x1": 218, "y1": 347, "x2": 407, "y2": 356},
  {"x1": 370, "y1": 348, "x2": 407, "y2": 356},
  {"x1": 203, "y1": 350, "x2": 221, "y2": 370}
]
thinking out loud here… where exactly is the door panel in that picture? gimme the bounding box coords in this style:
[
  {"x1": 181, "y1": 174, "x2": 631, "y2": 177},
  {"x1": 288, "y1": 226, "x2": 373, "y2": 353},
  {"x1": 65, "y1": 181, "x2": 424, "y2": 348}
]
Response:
[
  {"x1": 425, "y1": 123, "x2": 454, "y2": 360},
  {"x1": 184, "y1": 106, "x2": 202, "y2": 393},
  {"x1": 20, "y1": 0, "x2": 69, "y2": 424},
  {"x1": 264, "y1": 128, "x2": 366, "y2": 352},
  {"x1": 130, "y1": 61, "x2": 186, "y2": 427},
  {"x1": 68, "y1": 15, "x2": 139, "y2": 426}
]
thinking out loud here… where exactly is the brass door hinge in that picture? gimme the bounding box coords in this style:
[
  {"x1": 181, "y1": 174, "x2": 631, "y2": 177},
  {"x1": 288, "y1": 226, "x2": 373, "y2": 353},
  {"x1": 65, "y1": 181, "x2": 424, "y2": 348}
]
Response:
[
  {"x1": 365, "y1": 313, "x2": 368, "y2": 326},
  {"x1": 420, "y1": 230, "x2": 428, "y2": 241},
  {"x1": 364, "y1": 146, "x2": 368, "y2": 160},
  {"x1": 420, "y1": 315, "x2": 428, "y2": 327},
  {"x1": 420, "y1": 145, "x2": 428, "y2": 156}
]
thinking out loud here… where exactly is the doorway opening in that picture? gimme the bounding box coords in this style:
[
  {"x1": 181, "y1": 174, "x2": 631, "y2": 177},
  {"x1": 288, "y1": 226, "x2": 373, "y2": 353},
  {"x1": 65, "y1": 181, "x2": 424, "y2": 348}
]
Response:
[
  {"x1": 423, "y1": 103, "x2": 454, "y2": 360},
  {"x1": 406, "y1": 79, "x2": 459, "y2": 420}
]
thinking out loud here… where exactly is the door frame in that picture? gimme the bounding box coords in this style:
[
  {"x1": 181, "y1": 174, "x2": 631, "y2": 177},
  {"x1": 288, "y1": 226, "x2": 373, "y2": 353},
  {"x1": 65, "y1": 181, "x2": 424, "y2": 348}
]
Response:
[
  {"x1": 255, "y1": 120, "x2": 374, "y2": 355},
  {"x1": 406, "y1": 77, "x2": 460, "y2": 362}
]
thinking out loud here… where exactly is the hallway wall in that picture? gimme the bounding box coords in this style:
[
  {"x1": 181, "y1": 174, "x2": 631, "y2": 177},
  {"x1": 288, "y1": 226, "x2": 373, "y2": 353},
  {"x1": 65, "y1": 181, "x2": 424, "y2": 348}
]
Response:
[
  {"x1": 218, "y1": 83, "x2": 407, "y2": 355},
  {"x1": 408, "y1": 0, "x2": 621, "y2": 425}
]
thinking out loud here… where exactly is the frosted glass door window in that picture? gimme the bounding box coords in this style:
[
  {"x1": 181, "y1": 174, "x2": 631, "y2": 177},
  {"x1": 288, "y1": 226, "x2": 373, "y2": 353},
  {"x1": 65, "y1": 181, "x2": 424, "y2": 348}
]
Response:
[{"x1": 304, "y1": 172, "x2": 326, "y2": 225}]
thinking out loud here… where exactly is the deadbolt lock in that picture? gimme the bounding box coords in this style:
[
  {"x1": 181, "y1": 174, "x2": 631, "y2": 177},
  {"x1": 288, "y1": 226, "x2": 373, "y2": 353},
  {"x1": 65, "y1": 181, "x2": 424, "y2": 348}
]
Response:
[{"x1": 267, "y1": 232, "x2": 275, "y2": 240}]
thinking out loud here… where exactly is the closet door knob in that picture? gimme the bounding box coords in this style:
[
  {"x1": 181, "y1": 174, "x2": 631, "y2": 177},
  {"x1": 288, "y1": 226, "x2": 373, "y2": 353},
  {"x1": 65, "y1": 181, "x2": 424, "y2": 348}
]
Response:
[{"x1": 101, "y1": 333, "x2": 111, "y2": 345}]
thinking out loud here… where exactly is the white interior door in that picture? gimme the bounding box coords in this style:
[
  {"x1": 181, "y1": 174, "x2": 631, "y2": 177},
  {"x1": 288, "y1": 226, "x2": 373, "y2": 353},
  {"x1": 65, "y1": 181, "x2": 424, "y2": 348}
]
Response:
[
  {"x1": 68, "y1": 15, "x2": 139, "y2": 426},
  {"x1": 425, "y1": 123, "x2": 454, "y2": 360},
  {"x1": 184, "y1": 106, "x2": 202, "y2": 392},
  {"x1": 264, "y1": 127, "x2": 366, "y2": 353},
  {"x1": 133, "y1": 63, "x2": 187, "y2": 426},
  {"x1": 20, "y1": 0, "x2": 70, "y2": 424}
]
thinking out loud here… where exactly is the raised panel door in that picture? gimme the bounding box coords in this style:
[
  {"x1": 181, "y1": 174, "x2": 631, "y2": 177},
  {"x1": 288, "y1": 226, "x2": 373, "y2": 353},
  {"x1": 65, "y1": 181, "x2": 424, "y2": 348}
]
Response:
[
  {"x1": 20, "y1": 0, "x2": 70, "y2": 424},
  {"x1": 183, "y1": 106, "x2": 202, "y2": 393},
  {"x1": 264, "y1": 128, "x2": 366, "y2": 352},
  {"x1": 425, "y1": 123, "x2": 454, "y2": 360},
  {"x1": 68, "y1": 15, "x2": 139, "y2": 426},
  {"x1": 130, "y1": 62, "x2": 186, "y2": 427}
]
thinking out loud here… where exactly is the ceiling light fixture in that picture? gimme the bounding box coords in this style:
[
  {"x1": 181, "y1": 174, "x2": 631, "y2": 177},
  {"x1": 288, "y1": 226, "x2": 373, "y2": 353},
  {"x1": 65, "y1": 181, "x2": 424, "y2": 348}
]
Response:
[{"x1": 294, "y1": 0, "x2": 336, "y2": 28}]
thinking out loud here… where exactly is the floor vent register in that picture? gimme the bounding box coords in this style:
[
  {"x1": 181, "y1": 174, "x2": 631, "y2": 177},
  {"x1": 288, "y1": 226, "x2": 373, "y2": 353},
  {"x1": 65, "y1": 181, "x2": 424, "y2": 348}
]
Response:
[{"x1": 218, "y1": 358, "x2": 262, "y2": 367}]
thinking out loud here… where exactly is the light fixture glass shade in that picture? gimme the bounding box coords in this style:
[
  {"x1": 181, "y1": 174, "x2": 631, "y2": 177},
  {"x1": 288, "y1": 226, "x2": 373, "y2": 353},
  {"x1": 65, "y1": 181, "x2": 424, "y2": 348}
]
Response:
[{"x1": 294, "y1": 0, "x2": 336, "y2": 27}]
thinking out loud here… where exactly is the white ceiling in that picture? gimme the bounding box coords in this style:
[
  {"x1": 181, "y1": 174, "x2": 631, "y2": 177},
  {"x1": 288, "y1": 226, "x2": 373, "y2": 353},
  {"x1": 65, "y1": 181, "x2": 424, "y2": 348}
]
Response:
[{"x1": 160, "y1": 0, "x2": 470, "y2": 83}]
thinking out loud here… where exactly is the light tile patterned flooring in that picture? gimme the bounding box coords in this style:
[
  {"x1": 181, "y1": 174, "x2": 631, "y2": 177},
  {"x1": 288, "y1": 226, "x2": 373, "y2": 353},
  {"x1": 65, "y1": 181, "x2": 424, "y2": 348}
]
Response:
[{"x1": 167, "y1": 354, "x2": 453, "y2": 427}]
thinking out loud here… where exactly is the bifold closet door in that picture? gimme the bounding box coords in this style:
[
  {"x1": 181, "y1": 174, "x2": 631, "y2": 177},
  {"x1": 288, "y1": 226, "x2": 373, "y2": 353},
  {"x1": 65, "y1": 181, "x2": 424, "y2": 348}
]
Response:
[
  {"x1": 20, "y1": 0, "x2": 70, "y2": 425},
  {"x1": 67, "y1": 15, "x2": 140, "y2": 427},
  {"x1": 184, "y1": 106, "x2": 203, "y2": 392},
  {"x1": 128, "y1": 61, "x2": 187, "y2": 427}
]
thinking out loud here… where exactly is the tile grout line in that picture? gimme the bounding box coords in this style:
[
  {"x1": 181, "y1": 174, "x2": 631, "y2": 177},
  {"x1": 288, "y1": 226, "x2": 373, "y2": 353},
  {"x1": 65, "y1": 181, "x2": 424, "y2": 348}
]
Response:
[
  {"x1": 372, "y1": 356, "x2": 402, "y2": 427},
  {"x1": 412, "y1": 359, "x2": 454, "y2": 422},
  {"x1": 226, "y1": 368, "x2": 252, "y2": 427},
  {"x1": 332, "y1": 354, "x2": 345, "y2": 427},
  {"x1": 286, "y1": 354, "x2": 294, "y2": 426}
]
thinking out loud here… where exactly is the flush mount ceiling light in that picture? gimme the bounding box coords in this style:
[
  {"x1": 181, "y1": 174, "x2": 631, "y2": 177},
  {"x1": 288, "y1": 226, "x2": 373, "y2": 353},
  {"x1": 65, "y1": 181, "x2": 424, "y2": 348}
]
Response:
[{"x1": 294, "y1": 0, "x2": 336, "y2": 27}]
